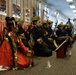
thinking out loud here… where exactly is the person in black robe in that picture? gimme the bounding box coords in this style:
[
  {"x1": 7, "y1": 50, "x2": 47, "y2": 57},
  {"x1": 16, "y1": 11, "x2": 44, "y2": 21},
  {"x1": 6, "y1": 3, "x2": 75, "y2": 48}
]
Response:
[
  {"x1": 30, "y1": 16, "x2": 52, "y2": 57},
  {"x1": 40, "y1": 20, "x2": 58, "y2": 50}
]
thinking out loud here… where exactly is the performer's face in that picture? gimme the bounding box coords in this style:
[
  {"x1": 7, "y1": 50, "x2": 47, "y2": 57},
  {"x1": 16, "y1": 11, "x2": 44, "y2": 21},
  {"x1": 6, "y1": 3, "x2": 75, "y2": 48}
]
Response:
[
  {"x1": 60, "y1": 26, "x2": 63, "y2": 30},
  {"x1": 36, "y1": 20, "x2": 41, "y2": 27}
]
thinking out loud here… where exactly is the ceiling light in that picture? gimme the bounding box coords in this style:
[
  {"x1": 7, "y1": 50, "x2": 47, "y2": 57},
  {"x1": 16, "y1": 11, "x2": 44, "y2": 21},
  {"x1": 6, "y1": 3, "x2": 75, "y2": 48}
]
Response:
[
  {"x1": 70, "y1": 5, "x2": 75, "y2": 9},
  {"x1": 72, "y1": 10, "x2": 76, "y2": 12},
  {"x1": 66, "y1": 0, "x2": 73, "y2": 2},
  {"x1": 74, "y1": 14, "x2": 76, "y2": 16}
]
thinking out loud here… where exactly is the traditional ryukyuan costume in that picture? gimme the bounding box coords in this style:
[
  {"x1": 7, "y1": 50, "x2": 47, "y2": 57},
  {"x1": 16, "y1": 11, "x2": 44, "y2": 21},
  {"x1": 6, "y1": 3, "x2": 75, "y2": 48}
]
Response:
[
  {"x1": 0, "y1": 17, "x2": 31, "y2": 71},
  {"x1": 0, "y1": 20, "x2": 13, "y2": 71},
  {"x1": 5, "y1": 18, "x2": 31, "y2": 70},
  {"x1": 6, "y1": 32, "x2": 30, "y2": 69}
]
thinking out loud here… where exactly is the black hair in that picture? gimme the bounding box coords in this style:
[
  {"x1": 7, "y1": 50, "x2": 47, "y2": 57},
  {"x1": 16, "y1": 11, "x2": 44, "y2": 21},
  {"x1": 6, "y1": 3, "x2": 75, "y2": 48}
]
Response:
[
  {"x1": 11, "y1": 17, "x2": 15, "y2": 21},
  {"x1": 6, "y1": 21, "x2": 14, "y2": 32},
  {"x1": 5, "y1": 16, "x2": 11, "y2": 22}
]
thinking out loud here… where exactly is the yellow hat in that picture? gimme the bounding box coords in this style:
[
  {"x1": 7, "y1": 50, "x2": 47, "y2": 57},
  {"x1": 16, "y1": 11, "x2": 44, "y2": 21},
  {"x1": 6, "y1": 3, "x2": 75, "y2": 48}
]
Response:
[
  {"x1": 15, "y1": 18, "x2": 24, "y2": 23},
  {"x1": 18, "y1": 18, "x2": 24, "y2": 23},
  {"x1": 31, "y1": 16, "x2": 40, "y2": 21},
  {"x1": 15, "y1": 18, "x2": 19, "y2": 22},
  {"x1": 42, "y1": 20, "x2": 47, "y2": 24},
  {"x1": 59, "y1": 22, "x2": 64, "y2": 27},
  {"x1": 48, "y1": 20, "x2": 53, "y2": 23},
  {"x1": 20, "y1": 19, "x2": 24, "y2": 23}
]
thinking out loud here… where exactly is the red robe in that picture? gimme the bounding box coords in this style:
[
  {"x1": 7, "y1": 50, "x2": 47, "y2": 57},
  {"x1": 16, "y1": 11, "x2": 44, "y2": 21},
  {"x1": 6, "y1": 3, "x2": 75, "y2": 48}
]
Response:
[
  {"x1": 10, "y1": 32, "x2": 30, "y2": 68},
  {"x1": 0, "y1": 40, "x2": 13, "y2": 67},
  {"x1": 0, "y1": 20, "x2": 14, "y2": 70}
]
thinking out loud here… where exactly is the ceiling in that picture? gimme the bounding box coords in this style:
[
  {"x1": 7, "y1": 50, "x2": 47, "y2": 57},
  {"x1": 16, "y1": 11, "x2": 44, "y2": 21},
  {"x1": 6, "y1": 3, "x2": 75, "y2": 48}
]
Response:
[{"x1": 44, "y1": 0, "x2": 76, "y2": 20}]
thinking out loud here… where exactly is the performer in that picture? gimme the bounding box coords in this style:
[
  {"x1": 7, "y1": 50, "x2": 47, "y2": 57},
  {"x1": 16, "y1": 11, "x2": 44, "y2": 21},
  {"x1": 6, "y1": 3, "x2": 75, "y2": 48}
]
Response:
[
  {"x1": 56, "y1": 23, "x2": 67, "y2": 44},
  {"x1": 5, "y1": 17, "x2": 31, "y2": 69},
  {"x1": 0, "y1": 21, "x2": 13, "y2": 71},
  {"x1": 46, "y1": 20, "x2": 58, "y2": 50},
  {"x1": 30, "y1": 16, "x2": 52, "y2": 57},
  {"x1": 56, "y1": 23, "x2": 72, "y2": 46}
]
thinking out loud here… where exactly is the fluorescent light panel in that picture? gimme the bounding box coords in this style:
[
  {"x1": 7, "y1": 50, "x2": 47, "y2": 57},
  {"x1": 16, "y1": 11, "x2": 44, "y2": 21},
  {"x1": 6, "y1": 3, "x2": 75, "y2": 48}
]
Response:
[
  {"x1": 70, "y1": 5, "x2": 75, "y2": 9},
  {"x1": 66, "y1": 0, "x2": 73, "y2": 2},
  {"x1": 74, "y1": 14, "x2": 76, "y2": 16},
  {"x1": 72, "y1": 10, "x2": 76, "y2": 12}
]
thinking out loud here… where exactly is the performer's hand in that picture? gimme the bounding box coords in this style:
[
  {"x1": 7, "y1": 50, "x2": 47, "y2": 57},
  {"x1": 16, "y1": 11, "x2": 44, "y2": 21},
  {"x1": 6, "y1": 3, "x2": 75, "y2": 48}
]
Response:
[
  {"x1": 28, "y1": 50, "x2": 32, "y2": 53},
  {"x1": 48, "y1": 38, "x2": 53, "y2": 41},
  {"x1": 45, "y1": 31, "x2": 48, "y2": 35},
  {"x1": 37, "y1": 38, "x2": 42, "y2": 43},
  {"x1": 27, "y1": 50, "x2": 34, "y2": 56}
]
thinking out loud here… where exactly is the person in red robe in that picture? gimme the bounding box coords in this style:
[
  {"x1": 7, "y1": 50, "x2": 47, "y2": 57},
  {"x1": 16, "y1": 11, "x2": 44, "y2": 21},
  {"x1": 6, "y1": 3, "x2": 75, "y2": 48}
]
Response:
[
  {"x1": 0, "y1": 20, "x2": 13, "y2": 71},
  {"x1": 5, "y1": 17, "x2": 31, "y2": 70}
]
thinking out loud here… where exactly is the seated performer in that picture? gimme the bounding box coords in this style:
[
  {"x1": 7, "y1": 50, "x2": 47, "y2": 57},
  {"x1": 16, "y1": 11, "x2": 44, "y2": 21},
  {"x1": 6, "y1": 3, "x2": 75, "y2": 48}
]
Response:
[
  {"x1": 46, "y1": 20, "x2": 58, "y2": 50},
  {"x1": 0, "y1": 20, "x2": 13, "y2": 71},
  {"x1": 5, "y1": 17, "x2": 32, "y2": 70},
  {"x1": 56, "y1": 23, "x2": 72, "y2": 46},
  {"x1": 30, "y1": 16, "x2": 52, "y2": 57},
  {"x1": 41, "y1": 20, "x2": 58, "y2": 50}
]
